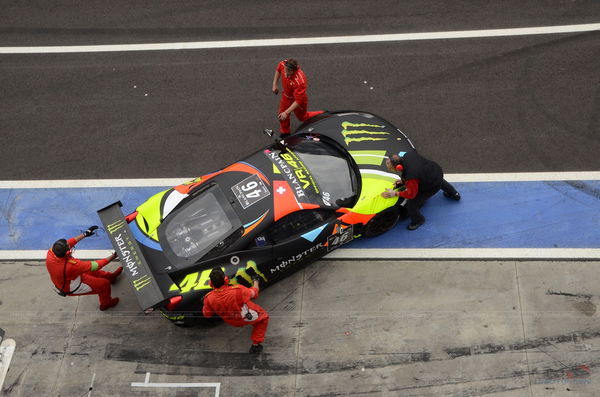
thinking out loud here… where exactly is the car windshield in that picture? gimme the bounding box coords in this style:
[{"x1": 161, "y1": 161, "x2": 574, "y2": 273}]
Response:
[
  {"x1": 280, "y1": 135, "x2": 358, "y2": 208},
  {"x1": 159, "y1": 185, "x2": 242, "y2": 268}
]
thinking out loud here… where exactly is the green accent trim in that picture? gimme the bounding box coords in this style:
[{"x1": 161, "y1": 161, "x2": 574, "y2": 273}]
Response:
[
  {"x1": 135, "y1": 188, "x2": 170, "y2": 240},
  {"x1": 348, "y1": 150, "x2": 387, "y2": 165},
  {"x1": 90, "y1": 261, "x2": 99, "y2": 271},
  {"x1": 159, "y1": 309, "x2": 185, "y2": 321},
  {"x1": 341, "y1": 121, "x2": 385, "y2": 129},
  {"x1": 350, "y1": 176, "x2": 398, "y2": 214}
]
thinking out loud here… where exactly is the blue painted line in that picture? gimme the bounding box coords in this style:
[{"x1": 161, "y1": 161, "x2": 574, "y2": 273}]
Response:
[
  {"x1": 0, "y1": 187, "x2": 162, "y2": 250},
  {"x1": 0, "y1": 181, "x2": 598, "y2": 254},
  {"x1": 348, "y1": 180, "x2": 600, "y2": 249}
]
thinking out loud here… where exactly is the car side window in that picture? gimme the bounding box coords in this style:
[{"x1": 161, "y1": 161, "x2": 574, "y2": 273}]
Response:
[{"x1": 266, "y1": 210, "x2": 335, "y2": 245}]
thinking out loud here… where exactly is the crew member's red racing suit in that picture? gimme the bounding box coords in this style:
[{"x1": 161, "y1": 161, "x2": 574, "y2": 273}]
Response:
[
  {"x1": 45, "y1": 238, "x2": 117, "y2": 307},
  {"x1": 276, "y1": 60, "x2": 323, "y2": 134},
  {"x1": 202, "y1": 284, "x2": 269, "y2": 344}
]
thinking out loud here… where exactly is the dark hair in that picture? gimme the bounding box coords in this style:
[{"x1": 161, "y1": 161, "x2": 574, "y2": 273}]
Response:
[
  {"x1": 284, "y1": 58, "x2": 299, "y2": 71},
  {"x1": 209, "y1": 267, "x2": 226, "y2": 288},
  {"x1": 389, "y1": 154, "x2": 403, "y2": 167},
  {"x1": 52, "y1": 239, "x2": 69, "y2": 257}
]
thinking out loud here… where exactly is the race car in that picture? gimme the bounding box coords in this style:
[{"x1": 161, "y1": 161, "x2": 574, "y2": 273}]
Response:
[{"x1": 98, "y1": 111, "x2": 414, "y2": 326}]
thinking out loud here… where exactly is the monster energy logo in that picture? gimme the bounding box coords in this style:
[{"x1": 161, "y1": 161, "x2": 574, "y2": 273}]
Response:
[
  {"x1": 341, "y1": 121, "x2": 390, "y2": 145},
  {"x1": 133, "y1": 274, "x2": 152, "y2": 291},
  {"x1": 106, "y1": 219, "x2": 126, "y2": 234}
]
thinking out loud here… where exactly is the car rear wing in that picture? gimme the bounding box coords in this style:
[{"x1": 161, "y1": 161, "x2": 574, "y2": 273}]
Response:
[{"x1": 98, "y1": 201, "x2": 169, "y2": 313}]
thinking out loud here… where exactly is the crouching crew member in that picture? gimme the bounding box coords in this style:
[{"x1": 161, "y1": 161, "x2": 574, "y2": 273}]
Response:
[
  {"x1": 45, "y1": 225, "x2": 123, "y2": 311},
  {"x1": 202, "y1": 267, "x2": 270, "y2": 354},
  {"x1": 382, "y1": 150, "x2": 461, "y2": 230}
]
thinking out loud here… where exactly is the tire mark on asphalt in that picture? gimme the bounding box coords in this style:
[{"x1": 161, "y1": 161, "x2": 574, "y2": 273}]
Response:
[{"x1": 445, "y1": 329, "x2": 599, "y2": 359}]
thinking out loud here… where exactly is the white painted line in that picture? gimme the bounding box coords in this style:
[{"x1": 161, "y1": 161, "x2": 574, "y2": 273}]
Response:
[
  {"x1": 0, "y1": 250, "x2": 114, "y2": 260},
  {"x1": 1, "y1": 171, "x2": 599, "y2": 189},
  {"x1": 1, "y1": 23, "x2": 598, "y2": 54},
  {"x1": 326, "y1": 248, "x2": 600, "y2": 260},
  {"x1": 445, "y1": 171, "x2": 600, "y2": 183},
  {"x1": 0, "y1": 339, "x2": 16, "y2": 391},
  {"x1": 131, "y1": 372, "x2": 220, "y2": 396},
  {"x1": 88, "y1": 373, "x2": 95, "y2": 397},
  {"x1": 3, "y1": 248, "x2": 600, "y2": 261},
  {"x1": 0, "y1": 178, "x2": 192, "y2": 189}
]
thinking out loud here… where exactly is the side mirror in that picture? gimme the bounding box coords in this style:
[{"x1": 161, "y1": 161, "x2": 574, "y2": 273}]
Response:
[{"x1": 264, "y1": 129, "x2": 286, "y2": 147}]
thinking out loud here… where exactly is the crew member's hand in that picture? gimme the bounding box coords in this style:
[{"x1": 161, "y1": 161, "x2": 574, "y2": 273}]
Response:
[
  {"x1": 278, "y1": 111, "x2": 289, "y2": 121},
  {"x1": 109, "y1": 252, "x2": 118, "y2": 261},
  {"x1": 381, "y1": 188, "x2": 397, "y2": 199},
  {"x1": 394, "y1": 180, "x2": 404, "y2": 189},
  {"x1": 83, "y1": 225, "x2": 99, "y2": 237},
  {"x1": 272, "y1": 86, "x2": 279, "y2": 94}
]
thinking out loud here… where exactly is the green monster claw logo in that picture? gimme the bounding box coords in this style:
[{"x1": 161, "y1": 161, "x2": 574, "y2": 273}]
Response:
[
  {"x1": 107, "y1": 219, "x2": 126, "y2": 234},
  {"x1": 133, "y1": 274, "x2": 152, "y2": 291},
  {"x1": 232, "y1": 261, "x2": 267, "y2": 285},
  {"x1": 341, "y1": 121, "x2": 390, "y2": 145},
  {"x1": 169, "y1": 260, "x2": 268, "y2": 293}
]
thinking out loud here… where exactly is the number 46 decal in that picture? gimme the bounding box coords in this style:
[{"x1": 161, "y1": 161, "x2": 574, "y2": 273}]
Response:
[{"x1": 232, "y1": 174, "x2": 271, "y2": 209}]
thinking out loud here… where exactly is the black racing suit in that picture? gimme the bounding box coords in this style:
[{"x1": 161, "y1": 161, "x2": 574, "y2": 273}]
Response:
[{"x1": 401, "y1": 150, "x2": 458, "y2": 225}]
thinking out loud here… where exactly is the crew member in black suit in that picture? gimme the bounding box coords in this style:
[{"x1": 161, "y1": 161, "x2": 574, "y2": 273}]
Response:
[{"x1": 382, "y1": 150, "x2": 460, "y2": 230}]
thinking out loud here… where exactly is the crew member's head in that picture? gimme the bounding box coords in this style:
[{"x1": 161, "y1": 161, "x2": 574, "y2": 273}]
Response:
[
  {"x1": 52, "y1": 239, "x2": 70, "y2": 257},
  {"x1": 387, "y1": 154, "x2": 404, "y2": 173},
  {"x1": 284, "y1": 58, "x2": 299, "y2": 77},
  {"x1": 209, "y1": 267, "x2": 228, "y2": 289}
]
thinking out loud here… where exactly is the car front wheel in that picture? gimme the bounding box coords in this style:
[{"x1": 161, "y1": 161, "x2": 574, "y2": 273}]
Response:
[{"x1": 363, "y1": 207, "x2": 400, "y2": 237}]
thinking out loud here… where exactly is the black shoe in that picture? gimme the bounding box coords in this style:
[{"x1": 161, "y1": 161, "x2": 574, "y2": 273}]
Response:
[
  {"x1": 407, "y1": 222, "x2": 424, "y2": 231},
  {"x1": 444, "y1": 191, "x2": 461, "y2": 201},
  {"x1": 249, "y1": 344, "x2": 263, "y2": 354}
]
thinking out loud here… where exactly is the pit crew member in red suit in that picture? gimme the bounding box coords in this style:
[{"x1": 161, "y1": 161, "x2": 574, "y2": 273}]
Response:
[
  {"x1": 202, "y1": 267, "x2": 270, "y2": 354},
  {"x1": 45, "y1": 226, "x2": 123, "y2": 311},
  {"x1": 381, "y1": 150, "x2": 461, "y2": 231},
  {"x1": 271, "y1": 58, "x2": 324, "y2": 135}
]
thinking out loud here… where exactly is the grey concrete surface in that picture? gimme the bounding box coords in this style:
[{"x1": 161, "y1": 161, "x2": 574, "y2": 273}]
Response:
[{"x1": 1, "y1": 259, "x2": 599, "y2": 396}]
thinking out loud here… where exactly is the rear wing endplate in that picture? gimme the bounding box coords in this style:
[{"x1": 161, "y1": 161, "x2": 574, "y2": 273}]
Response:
[{"x1": 98, "y1": 201, "x2": 168, "y2": 312}]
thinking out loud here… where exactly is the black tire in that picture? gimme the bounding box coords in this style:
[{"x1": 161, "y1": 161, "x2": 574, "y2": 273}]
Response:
[{"x1": 363, "y1": 207, "x2": 400, "y2": 237}]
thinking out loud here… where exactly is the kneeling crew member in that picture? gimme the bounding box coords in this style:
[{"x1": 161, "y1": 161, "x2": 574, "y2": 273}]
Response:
[
  {"x1": 272, "y1": 58, "x2": 324, "y2": 135},
  {"x1": 202, "y1": 267, "x2": 270, "y2": 354},
  {"x1": 45, "y1": 226, "x2": 123, "y2": 311},
  {"x1": 382, "y1": 150, "x2": 461, "y2": 230}
]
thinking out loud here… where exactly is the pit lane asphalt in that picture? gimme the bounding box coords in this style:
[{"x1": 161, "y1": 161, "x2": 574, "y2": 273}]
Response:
[
  {"x1": 1, "y1": 2, "x2": 600, "y2": 396},
  {"x1": 2, "y1": 259, "x2": 600, "y2": 396},
  {"x1": 1, "y1": 2, "x2": 599, "y2": 179}
]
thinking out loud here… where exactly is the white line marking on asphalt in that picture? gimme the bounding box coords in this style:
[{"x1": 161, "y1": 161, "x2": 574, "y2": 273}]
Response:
[
  {"x1": 446, "y1": 171, "x2": 600, "y2": 182},
  {"x1": 131, "y1": 372, "x2": 220, "y2": 396},
  {"x1": 0, "y1": 339, "x2": 16, "y2": 391},
  {"x1": 1, "y1": 23, "x2": 598, "y2": 54},
  {"x1": 1, "y1": 171, "x2": 599, "y2": 189},
  {"x1": 327, "y1": 248, "x2": 600, "y2": 260},
  {"x1": 3, "y1": 248, "x2": 600, "y2": 261},
  {"x1": 0, "y1": 178, "x2": 192, "y2": 188},
  {"x1": 88, "y1": 373, "x2": 95, "y2": 397}
]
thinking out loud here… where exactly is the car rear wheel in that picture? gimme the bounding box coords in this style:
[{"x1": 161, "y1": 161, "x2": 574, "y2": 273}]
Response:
[{"x1": 363, "y1": 207, "x2": 400, "y2": 237}]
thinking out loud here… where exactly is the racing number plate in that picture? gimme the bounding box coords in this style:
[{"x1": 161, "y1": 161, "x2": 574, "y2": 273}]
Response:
[
  {"x1": 327, "y1": 224, "x2": 353, "y2": 251},
  {"x1": 231, "y1": 174, "x2": 270, "y2": 209}
]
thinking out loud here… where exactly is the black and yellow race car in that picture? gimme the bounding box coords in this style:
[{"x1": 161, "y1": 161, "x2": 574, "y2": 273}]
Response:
[{"x1": 99, "y1": 111, "x2": 413, "y2": 326}]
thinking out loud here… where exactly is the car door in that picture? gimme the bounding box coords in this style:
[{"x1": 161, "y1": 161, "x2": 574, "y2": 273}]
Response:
[{"x1": 264, "y1": 209, "x2": 340, "y2": 283}]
